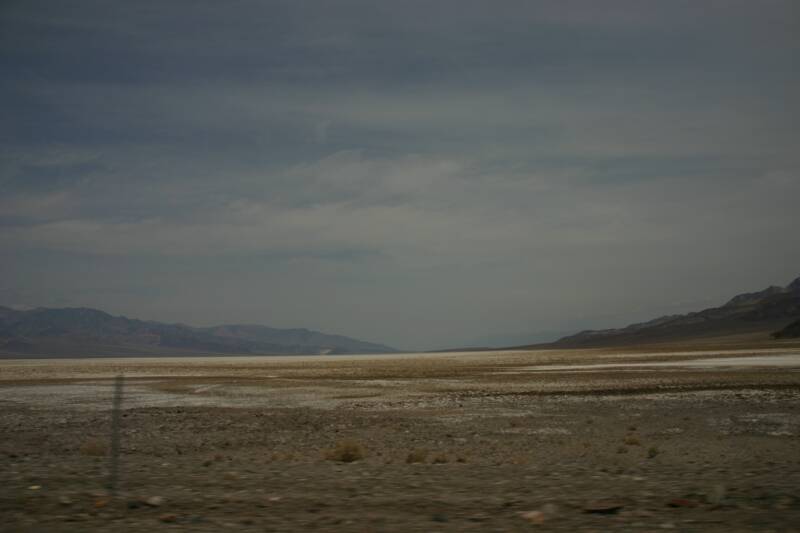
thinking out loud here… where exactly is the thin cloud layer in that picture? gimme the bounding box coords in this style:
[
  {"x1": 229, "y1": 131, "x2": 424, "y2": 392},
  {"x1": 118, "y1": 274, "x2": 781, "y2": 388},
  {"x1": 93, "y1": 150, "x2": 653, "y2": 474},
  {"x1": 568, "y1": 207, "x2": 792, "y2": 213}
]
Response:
[{"x1": 1, "y1": 1, "x2": 798, "y2": 349}]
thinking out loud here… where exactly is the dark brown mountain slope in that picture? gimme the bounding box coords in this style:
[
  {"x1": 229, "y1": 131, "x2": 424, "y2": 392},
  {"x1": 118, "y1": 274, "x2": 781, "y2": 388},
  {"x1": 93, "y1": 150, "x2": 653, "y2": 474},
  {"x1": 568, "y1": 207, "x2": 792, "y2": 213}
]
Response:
[
  {"x1": 543, "y1": 275, "x2": 800, "y2": 348},
  {"x1": 773, "y1": 319, "x2": 800, "y2": 339}
]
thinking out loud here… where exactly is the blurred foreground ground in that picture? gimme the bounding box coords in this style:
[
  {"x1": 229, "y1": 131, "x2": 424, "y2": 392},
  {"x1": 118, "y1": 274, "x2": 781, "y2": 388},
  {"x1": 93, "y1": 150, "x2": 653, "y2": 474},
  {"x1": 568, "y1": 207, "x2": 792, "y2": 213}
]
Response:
[{"x1": 1, "y1": 344, "x2": 800, "y2": 531}]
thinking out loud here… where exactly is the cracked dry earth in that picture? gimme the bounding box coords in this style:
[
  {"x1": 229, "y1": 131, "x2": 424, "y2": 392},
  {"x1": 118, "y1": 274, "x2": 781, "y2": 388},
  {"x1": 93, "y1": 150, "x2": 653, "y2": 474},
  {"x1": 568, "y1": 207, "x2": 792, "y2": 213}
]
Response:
[{"x1": 1, "y1": 347, "x2": 800, "y2": 532}]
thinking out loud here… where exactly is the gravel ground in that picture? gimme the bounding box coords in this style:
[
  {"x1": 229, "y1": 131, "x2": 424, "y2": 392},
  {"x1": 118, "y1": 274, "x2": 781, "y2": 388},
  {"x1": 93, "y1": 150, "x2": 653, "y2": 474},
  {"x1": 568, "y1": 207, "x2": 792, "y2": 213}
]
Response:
[{"x1": 1, "y1": 346, "x2": 800, "y2": 531}]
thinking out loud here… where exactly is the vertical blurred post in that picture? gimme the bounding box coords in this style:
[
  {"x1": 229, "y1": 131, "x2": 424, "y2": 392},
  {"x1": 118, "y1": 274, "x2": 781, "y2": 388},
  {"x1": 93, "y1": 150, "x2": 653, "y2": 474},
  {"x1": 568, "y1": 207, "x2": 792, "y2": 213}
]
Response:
[{"x1": 109, "y1": 374, "x2": 124, "y2": 496}]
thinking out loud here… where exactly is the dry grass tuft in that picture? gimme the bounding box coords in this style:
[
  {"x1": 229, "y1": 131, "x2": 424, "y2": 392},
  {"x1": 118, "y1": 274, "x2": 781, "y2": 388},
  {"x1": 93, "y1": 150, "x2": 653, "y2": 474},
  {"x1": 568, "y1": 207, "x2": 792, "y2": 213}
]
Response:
[
  {"x1": 623, "y1": 434, "x2": 641, "y2": 446},
  {"x1": 509, "y1": 454, "x2": 529, "y2": 465},
  {"x1": 647, "y1": 446, "x2": 660, "y2": 458},
  {"x1": 79, "y1": 438, "x2": 108, "y2": 456},
  {"x1": 324, "y1": 440, "x2": 365, "y2": 463},
  {"x1": 406, "y1": 449, "x2": 428, "y2": 464}
]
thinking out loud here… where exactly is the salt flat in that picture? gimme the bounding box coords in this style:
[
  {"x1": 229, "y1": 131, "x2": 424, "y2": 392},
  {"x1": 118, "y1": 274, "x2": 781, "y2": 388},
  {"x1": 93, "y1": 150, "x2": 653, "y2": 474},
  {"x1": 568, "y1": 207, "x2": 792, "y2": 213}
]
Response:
[{"x1": 2, "y1": 345, "x2": 800, "y2": 531}]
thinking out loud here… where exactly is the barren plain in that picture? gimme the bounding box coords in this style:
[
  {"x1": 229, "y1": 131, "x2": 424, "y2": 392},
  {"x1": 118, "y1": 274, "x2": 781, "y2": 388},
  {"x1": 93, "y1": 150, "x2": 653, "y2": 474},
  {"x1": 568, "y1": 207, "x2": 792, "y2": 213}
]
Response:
[{"x1": 2, "y1": 341, "x2": 800, "y2": 532}]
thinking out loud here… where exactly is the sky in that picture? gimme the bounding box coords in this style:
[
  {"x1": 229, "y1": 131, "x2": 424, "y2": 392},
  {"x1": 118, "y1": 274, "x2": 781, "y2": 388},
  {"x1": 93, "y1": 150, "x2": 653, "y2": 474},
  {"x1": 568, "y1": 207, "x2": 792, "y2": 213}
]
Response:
[{"x1": 1, "y1": 1, "x2": 799, "y2": 350}]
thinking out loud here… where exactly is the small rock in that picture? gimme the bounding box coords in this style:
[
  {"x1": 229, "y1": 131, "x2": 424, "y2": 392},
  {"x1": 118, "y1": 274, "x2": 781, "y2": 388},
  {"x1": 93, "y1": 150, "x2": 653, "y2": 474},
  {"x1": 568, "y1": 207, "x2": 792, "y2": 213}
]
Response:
[
  {"x1": 519, "y1": 510, "x2": 546, "y2": 524},
  {"x1": 28, "y1": 485, "x2": 41, "y2": 490},
  {"x1": 58, "y1": 495, "x2": 73, "y2": 506},
  {"x1": 146, "y1": 496, "x2": 165, "y2": 507},
  {"x1": 159, "y1": 513, "x2": 177, "y2": 523},
  {"x1": 431, "y1": 513, "x2": 448, "y2": 522},
  {"x1": 583, "y1": 500, "x2": 625, "y2": 514},
  {"x1": 667, "y1": 498, "x2": 697, "y2": 508},
  {"x1": 94, "y1": 497, "x2": 109, "y2": 509}
]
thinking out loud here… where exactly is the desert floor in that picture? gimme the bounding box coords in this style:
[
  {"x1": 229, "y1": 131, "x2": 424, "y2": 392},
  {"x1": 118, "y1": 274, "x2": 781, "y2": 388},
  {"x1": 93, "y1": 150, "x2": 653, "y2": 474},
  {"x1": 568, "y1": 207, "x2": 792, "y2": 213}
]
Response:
[{"x1": 2, "y1": 343, "x2": 800, "y2": 532}]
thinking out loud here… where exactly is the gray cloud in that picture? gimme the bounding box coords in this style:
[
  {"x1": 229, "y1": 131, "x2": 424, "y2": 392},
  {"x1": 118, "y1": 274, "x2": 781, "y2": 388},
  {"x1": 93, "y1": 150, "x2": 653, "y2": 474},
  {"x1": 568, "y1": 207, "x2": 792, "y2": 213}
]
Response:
[{"x1": 1, "y1": 1, "x2": 798, "y2": 349}]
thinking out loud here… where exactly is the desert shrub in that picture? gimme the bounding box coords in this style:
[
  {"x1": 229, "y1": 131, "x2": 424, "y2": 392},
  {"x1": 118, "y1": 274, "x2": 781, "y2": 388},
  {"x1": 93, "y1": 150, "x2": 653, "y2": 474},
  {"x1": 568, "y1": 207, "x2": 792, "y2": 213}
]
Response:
[
  {"x1": 79, "y1": 438, "x2": 108, "y2": 456},
  {"x1": 432, "y1": 453, "x2": 448, "y2": 464},
  {"x1": 509, "y1": 454, "x2": 529, "y2": 465},
  {"x1": 647, "y1": 446, "x2": 660, "y2": 459},
  {"x1": 406, "y1": 449, "x2": 428, "y2": 464},
  {"x1": 324, "y1": 440, "x2": 365, "y2": 463},
  {"x1": 623, "y1": 434, "x2": 641, "y2": 446}
]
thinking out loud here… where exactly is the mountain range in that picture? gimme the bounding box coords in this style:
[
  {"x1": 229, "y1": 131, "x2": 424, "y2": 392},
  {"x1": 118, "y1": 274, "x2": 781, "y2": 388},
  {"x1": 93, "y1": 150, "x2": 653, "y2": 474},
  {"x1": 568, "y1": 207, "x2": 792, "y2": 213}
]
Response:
[
  {"x1": 4, "y1": 274, "x2": 799, "y2": 357},
  {"x1": 0, "y1": 306, "x2": 396, "y2": 358},
  {"x1": 541, "y1": 275, "x2": 800, "y2": 348}
]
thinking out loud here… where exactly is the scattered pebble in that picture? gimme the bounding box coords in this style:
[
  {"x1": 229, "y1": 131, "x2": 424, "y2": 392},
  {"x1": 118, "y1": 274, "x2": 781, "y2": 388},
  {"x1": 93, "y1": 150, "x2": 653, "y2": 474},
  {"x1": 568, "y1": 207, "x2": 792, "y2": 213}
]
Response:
[
  {"x1": 159, "y1": 513, "x2": 177, "y2": 523},
  {"x1": 583, "y1": 500, "x2": 625, "y2": 514},
  {"x1": 146, "y1": 496, "x2": 165, "y2": 507},
  {"x1": 94, "y1": 497, "x2": 109, "y2": 509},
  {"x1": 519, "y1": 510, "x2": 546, "y2": 524},
  {"x1": 667, "y1": 498, "x2": 697, "y2": 508}
]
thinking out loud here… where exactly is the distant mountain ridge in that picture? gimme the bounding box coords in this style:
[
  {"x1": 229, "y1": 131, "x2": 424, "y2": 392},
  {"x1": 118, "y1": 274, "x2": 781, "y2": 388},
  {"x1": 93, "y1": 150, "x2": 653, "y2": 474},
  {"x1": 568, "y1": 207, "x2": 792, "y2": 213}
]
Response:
[
  {"x1": 0, "y1": 306, "x2": 396, "y2": 358},
  {"x1": 544, "y1": 275, "x2": 800, "y2": 348}
]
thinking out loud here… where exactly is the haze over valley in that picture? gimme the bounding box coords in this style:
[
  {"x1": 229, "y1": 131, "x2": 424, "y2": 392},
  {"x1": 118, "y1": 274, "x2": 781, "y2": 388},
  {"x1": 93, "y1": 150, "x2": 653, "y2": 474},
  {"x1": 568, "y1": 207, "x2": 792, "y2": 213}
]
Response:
[{"x1": 2, "y1": 2, "x2": 799, "y2": 531}]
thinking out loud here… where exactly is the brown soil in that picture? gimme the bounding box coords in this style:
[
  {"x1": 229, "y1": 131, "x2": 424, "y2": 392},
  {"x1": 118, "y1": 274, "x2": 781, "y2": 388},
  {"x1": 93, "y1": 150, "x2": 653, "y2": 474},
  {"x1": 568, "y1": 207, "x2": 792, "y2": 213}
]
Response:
[{"x1": 1, "y1": 347, "x2": 799, "y2": 531}]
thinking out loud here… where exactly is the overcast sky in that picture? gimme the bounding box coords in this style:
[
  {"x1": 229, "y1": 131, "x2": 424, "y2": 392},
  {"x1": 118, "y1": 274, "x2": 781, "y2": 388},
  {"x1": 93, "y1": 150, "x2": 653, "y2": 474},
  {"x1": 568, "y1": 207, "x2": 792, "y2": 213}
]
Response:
[{"x1": 1, "y1": 1, "x2": 798, "y2": 350}]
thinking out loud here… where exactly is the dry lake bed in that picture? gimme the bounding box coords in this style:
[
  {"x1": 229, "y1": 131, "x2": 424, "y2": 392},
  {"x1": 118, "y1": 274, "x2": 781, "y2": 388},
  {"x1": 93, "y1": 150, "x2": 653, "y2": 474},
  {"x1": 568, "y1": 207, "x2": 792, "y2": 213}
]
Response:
[{"x1": 2, "y1": 345, "x2": 800, "y2": 531}]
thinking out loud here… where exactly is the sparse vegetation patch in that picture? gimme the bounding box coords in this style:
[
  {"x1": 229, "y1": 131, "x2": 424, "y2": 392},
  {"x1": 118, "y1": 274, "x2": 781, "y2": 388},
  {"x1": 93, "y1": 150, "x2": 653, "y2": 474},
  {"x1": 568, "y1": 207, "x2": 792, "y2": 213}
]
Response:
[{"x1": 324, "y1": 440, "x2": 365, "y2": 463}]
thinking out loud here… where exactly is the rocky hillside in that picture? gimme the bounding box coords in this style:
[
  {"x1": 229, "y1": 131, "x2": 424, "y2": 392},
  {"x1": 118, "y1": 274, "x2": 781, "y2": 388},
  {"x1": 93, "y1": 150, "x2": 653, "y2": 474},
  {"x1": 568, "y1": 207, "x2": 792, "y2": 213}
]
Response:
[
  {"x1": 546, "y1": 276, "x2": 800, "y2": 348},
  {"x1": 773, "y1": 319, "x2": 800, "y2": 339},
  {"x1": 0, "y1": 306, "x2": 396, "y2": 357}
]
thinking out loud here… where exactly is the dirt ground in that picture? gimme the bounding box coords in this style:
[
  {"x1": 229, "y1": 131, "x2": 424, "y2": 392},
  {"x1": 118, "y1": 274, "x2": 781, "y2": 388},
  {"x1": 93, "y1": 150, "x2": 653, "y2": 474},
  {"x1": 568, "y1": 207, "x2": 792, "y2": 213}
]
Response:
[{"x1": 1, "y1": 345, "x2": 800, "y2": 532}]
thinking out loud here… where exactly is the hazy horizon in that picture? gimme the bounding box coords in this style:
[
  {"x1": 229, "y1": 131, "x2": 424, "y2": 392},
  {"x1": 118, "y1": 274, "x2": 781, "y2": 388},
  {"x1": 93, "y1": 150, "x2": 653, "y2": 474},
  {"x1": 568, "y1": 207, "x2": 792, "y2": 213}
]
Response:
[{"x1": 2, "y1": 1, "x2": 799, "y2": 350}]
